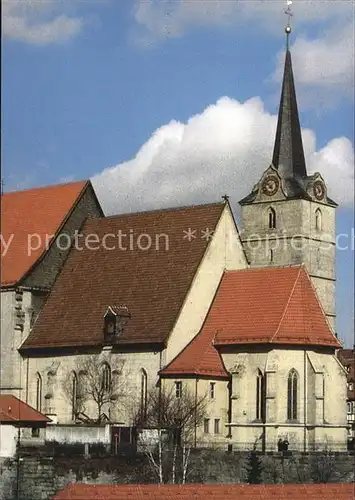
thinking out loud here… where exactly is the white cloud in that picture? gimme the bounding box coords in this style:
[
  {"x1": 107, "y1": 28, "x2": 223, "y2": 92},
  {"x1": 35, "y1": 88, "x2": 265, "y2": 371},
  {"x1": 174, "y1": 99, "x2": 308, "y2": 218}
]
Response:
[
  {"x1": 92, "y1": 96, "x2": 354, "y2": 215},
  {"x1": 133, "y1": 0, "x2": 352, "y2": 42},
  {"x1": 272, "y1": 21, "x2": 354, "y2": 97},
  {"x1": 2, "y1": 0, "x2": 83, "y2": 44},
  {"x1": 133, "y1": 1, "x2": 354, "y2": 102}
]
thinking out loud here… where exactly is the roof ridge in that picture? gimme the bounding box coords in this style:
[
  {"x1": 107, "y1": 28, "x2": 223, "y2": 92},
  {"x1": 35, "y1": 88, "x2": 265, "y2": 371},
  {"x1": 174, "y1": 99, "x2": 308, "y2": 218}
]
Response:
[
  {"x1": 3, "y1": 179, "x2": 88, "y2": 196},
  {"x1": 224, "y1": 265, "x2": 302, "y2": 275},
  {"x1": 270, "y1": 267, "x2": 302, "y2": 343},
  {"x1": 302, "y1": 267, "x2": 340, "y2": 346},
  {"x1": 101, "y1": 201, "x2": 225, "y2": 220}
]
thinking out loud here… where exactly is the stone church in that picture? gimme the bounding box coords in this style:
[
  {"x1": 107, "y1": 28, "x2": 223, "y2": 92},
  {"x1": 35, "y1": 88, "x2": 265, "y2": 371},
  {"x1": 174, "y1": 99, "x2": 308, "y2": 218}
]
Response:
[{"x1": 0, "y1": 37, "x2": 348, "y2": 451}]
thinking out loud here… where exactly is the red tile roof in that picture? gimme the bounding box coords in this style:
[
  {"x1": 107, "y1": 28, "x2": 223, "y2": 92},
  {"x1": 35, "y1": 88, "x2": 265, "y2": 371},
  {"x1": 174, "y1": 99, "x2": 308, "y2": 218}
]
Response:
[
  {"x1": 22, "y1": 203, "x2": 225, "y2": 350},
  {"x1": 1, "y1": 181, "x2": 89, "y2": 286},
  {"x1": 159, "y1": 266, "x2": 339, "y2": 377},
  {"x1": 53, "y1": 483, "x2": 354, "y2": 500},
  {"x1": 160, "y1": 301, "x2": 229, "y2": 378},
  {"x1": 213, "y1": 266, "x2": 340, "y2": 348},
  {"x1": 0, "y1": 395, "x2": 51, "y2": 424}
]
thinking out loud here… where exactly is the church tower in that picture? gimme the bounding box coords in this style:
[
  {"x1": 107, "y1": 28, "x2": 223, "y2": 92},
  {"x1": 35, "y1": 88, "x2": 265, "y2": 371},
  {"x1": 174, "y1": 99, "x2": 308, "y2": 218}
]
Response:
[{"x1": 239, "y1": 11, "x2": 337, "y2": 331}]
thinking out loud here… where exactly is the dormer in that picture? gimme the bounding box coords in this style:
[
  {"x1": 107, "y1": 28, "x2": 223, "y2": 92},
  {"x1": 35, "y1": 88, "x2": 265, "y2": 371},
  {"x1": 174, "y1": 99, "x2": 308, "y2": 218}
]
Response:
[{"x1": 103, "y1": 305, "x2": 130, "y2": 340}]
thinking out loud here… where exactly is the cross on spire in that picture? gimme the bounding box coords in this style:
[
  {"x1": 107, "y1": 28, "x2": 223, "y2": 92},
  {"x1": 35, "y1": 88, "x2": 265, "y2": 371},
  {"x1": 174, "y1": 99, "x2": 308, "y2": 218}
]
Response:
[
  {"x1": 284, "y1": 0, "x2": 293, "y2": 49},
  {"x1": 271, "y1": 0, "x2": 307, "y2": 180}
]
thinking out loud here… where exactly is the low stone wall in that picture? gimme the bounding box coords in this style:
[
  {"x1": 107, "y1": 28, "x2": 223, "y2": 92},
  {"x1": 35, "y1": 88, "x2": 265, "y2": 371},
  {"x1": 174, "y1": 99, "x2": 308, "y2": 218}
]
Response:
[{"x1": 0, "y1": 449, "x2": 354, "y2": 500}]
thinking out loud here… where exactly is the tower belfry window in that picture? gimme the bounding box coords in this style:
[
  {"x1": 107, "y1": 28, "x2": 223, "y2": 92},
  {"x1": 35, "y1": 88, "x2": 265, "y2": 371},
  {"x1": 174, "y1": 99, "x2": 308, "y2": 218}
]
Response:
[
  {"x1": 315, "y1": 209, "x2": 322, "y2": 231},
  {"x1": 268, "y1": 208, "x2": 276, "y2": 229}
]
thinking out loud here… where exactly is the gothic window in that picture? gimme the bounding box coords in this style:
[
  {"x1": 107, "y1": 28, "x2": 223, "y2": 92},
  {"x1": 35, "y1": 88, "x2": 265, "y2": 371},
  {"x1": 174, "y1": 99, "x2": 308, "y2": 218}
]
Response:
[
  {"x1": 315, "y1": 209, "x2": 322, "y2": 231},
  {"x1": 269, "y1": 249, "x2": 274, "y2": 263},
  {"x1": 210, "y1": 382, "x2": 215, "y2": 399},
  {"x1": 268, "y1": 207, "x2": 276, "y2": 229},
  {"x1": 71, "y1": 372, "x2": 78, "y2": 421},
  {"x1": 256, "y1": 370, "x2": 266, "y2": 421},
  {"x1": 141, "y1": 369, "x2": 148, "y2": 418},
  {"x1": 214, "y1": 418, "x2": 220, "y2": 434},
  {"x1": 287, "y1": 369, "x2": 298, "y2": 421},
  {"x1": 203, "y1": 418, "x2": 210, "y2": 434},
  {"x1": 101, "y1": 363, "x2": 111, "y2": 393},
  {"x1": 36, "y1": 373, "x2": 42, "y2": 412},
  {"x1": 175, "y1": 381, "x2": 182, "y2": 398}
]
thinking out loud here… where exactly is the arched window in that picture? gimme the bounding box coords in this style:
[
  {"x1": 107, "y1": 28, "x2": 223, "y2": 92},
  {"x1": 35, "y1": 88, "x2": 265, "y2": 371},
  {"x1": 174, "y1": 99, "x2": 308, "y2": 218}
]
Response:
[
  {"x1": 36, "y1": 373, "x2": 42, "y2": 412},
  {"x1": 71, "y1": 372, "x2": 78, "y2": 421},
  {"x1": 256, "y1": 370, "x2": 266, "y2": 421},
  {"x1": 287, "y1": 369, "x2": 298, "y2": 421},
  {"x1": 268, "y1": 207, "x2": 276, "y2": 229},
  {"x1": 315, "y1": 209, "x2": 322, "y2": 231},
  {"x1": 269, "y1": 249, "x2": 274, "y2": 263},
  {"x1": 141, "y1": 369, "x2": 148, "y2": 418},
  {"x1": 101, "y1": 363, "x2": 111, "y2": 393}
]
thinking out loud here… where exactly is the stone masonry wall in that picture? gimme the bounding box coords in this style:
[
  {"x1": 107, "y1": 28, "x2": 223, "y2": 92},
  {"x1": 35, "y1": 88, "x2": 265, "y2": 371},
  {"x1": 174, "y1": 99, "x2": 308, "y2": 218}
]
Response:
[
  {"x1": 0, "y1": 184, "x2": 103, "y2": 399},
  {"x1": 1, "y1": 450, "x2": 353, "y2": 500}
]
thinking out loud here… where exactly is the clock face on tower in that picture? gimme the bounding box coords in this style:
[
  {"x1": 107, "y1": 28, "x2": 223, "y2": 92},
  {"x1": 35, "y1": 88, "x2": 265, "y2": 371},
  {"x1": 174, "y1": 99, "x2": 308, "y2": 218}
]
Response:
[
  {"x1": 261, "y1": 176, "x2": 279, "y2": 196},
  {"x1": 313, "y1": 181, "x2": 325, "y2": 200}
]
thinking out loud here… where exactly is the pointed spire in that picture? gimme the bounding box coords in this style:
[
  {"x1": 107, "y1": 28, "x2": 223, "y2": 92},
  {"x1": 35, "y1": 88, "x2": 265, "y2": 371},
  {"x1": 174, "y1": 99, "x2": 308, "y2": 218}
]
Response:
[{"x1": 272, "y1": 3, "x2": 307, "y2": 180}]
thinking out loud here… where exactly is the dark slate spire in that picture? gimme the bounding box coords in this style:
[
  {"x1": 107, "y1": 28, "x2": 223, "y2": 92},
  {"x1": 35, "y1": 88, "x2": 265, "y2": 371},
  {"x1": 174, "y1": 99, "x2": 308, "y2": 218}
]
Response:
[{"x1": 272, "y1": 48, "x2": 307, "y2": 179}]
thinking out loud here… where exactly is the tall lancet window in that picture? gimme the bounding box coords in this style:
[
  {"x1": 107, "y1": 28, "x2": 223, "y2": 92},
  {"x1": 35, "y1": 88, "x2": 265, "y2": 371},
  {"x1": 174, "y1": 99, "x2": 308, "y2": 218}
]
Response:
[
  {"x1": 287, "y1": 369, "x2": 298, "y2": 421},
  {"x1": 141, "y1": 369, "x2": 148, "y2": 419},
  {"x1": 101, "y1": 363, "x2": 111, "y2": 393},
  {"x1": 256, "y1": 370, "x2": 266, "y2": 421},
  {"x1": 71, "y1": 372, "x2": 78, "y2": 420},
  {"x1": 268, "y1": 208, "x2": 276, "y2": 229},
  {"x1": 315, "y1": 209, "x2": 322, "y2": 231},
  {"x1": 36, "y1": 373, "x2": 42, "y2": 412}
]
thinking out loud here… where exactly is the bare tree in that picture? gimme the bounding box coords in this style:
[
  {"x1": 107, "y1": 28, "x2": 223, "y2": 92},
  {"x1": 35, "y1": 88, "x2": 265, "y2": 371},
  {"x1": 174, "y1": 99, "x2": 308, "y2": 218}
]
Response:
[
  {"x1": 63, "y1": 355, "x2": 129, "y2": 424},
  {"x1": 133, "y1": 384, "x2": 208, "y2": 484}
]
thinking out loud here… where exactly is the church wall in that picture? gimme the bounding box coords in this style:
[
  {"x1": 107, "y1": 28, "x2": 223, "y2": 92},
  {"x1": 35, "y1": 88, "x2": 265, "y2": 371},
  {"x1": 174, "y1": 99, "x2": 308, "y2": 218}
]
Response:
[
  {"x1": 0, "y1": 291, "x2": 16, "y2": 394},
  {"x1": 0, "y1": 185, "x2": 103, "y2": 401},
  {"x1": 0, "y1": 290, "x2": 33, "y2": 399},
  {"x1": 160, "y1": 377, "x2": 229, "y2": 445},
  {"x1": 26, "y1": 349, "x2": 161, "y2": 425},
  {"x1": 221, "y1": 348, "x2": 347, "y2": 451},
  {"x1": 165, "y1": 206, "x2": 248, "y2": 364}
]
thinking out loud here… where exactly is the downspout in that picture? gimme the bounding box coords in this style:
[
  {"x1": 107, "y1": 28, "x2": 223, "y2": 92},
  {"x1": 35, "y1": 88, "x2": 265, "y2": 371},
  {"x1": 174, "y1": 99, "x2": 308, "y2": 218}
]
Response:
[
  {"x1": 26, "y1": 357, "x2": 29, "y2": 403},
  {"x1": 304, "y1": 349, "x2": 307, "y2": 453},
  {"x1": 194, "y1": 377, "x2": 198, "y2": 448},
  {"x1": 227, "y1": 375, "x2": 232, "y2": 439}
]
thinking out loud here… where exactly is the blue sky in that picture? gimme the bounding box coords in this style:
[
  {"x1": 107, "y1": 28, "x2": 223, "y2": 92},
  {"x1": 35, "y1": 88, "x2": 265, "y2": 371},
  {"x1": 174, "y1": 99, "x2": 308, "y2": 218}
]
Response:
[{"x1": 2, "y1": 0, "x2": 354, "y2": 346}]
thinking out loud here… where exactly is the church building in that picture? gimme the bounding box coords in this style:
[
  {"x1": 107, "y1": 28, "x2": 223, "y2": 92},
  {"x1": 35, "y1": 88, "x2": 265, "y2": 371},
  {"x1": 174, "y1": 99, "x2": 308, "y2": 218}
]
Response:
[{"x1": 0, "y1": 21, "x2": 348, "y2": 451}]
